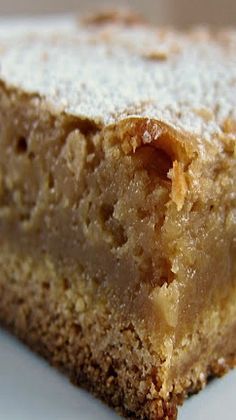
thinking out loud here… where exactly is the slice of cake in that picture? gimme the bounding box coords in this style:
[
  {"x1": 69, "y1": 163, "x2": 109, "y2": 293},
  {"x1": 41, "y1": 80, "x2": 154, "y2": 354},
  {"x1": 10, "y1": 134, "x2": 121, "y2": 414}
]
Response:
[{"x1": 0, "y1": 15, "x2": 235, "y2": 419}]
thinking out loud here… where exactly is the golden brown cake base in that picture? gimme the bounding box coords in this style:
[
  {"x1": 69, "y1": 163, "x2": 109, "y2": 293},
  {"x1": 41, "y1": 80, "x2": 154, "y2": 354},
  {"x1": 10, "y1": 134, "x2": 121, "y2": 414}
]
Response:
[{"x1": 1, "y1": 248, "x2": 236, "y2": 419}]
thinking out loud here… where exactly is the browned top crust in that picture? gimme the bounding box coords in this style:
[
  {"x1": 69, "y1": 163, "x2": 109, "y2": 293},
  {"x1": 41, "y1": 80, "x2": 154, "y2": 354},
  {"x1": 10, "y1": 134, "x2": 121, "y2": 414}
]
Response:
[
  {"x1": 0, "y1": 15, "x2": 235, "y2": 150},
  {"x1": 81, "y1": 8, "x2": 146, "y2": 26}
]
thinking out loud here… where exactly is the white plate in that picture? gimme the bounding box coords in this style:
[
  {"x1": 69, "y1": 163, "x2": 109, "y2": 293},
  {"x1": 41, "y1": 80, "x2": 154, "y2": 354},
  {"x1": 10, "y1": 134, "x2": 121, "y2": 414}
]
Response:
[{"x1": 0, "y1": 328, "x2": 235, "y2": 420}]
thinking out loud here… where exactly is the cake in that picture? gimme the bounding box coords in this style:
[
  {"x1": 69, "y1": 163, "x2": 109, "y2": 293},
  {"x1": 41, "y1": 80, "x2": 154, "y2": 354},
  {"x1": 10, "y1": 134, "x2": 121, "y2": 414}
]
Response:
[{"x1": 0, "y1": 13, "x2": 235, "y2": 420}]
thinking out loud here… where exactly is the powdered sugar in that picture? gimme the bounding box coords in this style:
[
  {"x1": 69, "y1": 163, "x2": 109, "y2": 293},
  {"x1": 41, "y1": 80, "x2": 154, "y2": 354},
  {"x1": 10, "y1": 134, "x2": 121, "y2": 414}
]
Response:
[{"x1": 0, "y1": 16, "x2": 235, "y2": 143}]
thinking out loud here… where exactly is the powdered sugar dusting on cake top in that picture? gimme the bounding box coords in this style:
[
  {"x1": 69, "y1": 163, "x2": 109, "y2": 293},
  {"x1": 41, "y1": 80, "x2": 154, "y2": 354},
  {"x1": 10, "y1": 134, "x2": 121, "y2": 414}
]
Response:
[{"x1": 0, "y1": 15, "x2": 235, "y2": 144}]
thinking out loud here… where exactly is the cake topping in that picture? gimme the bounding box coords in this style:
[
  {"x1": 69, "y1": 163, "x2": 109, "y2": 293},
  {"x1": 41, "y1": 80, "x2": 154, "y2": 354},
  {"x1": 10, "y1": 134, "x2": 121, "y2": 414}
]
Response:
[{"x1": 0, "y1": 16, "x2": 235, "y2": 146}]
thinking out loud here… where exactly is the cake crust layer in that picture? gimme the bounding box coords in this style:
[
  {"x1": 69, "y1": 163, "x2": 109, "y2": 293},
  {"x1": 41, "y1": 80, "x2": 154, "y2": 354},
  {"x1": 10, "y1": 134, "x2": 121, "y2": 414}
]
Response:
[{"x1": 1, "y1": 246, "x2": 236, "y2": 419}]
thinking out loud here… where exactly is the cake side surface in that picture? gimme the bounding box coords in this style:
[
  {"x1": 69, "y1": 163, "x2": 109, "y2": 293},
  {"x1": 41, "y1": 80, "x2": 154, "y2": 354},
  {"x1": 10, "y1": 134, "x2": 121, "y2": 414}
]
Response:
[
  {"x1": 1, "y1": 245, "x2": 235, "y2": 419},
  {"x1": 0, "y1": 17, "x2": 235, "y2": 420}
]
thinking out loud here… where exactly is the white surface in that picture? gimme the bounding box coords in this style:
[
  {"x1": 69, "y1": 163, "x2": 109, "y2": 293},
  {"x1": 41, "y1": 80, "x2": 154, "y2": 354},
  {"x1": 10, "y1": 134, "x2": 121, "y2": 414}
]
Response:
[{"x1": 0, "y1": 328, "x2": 235, "y2": 420}]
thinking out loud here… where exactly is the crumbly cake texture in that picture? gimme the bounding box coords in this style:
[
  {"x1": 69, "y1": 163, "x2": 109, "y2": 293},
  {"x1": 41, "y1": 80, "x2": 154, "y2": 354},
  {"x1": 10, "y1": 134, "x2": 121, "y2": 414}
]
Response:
[{"x1": 0, "y1": 14, "x2": 236, "y2": 419}]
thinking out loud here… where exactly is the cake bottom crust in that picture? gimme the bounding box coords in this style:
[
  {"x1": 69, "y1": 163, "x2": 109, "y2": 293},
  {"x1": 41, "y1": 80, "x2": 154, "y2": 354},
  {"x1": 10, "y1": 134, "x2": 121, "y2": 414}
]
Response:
[
  {"x1": 0, "y1": 292, "x2": 178, "y2": 420},
  {"x1": 1, "y1": 295, "x2": 236, "y2": 420},
  {"x1": 0, "y1": 249, "x2": 236, "y2": 419}
]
